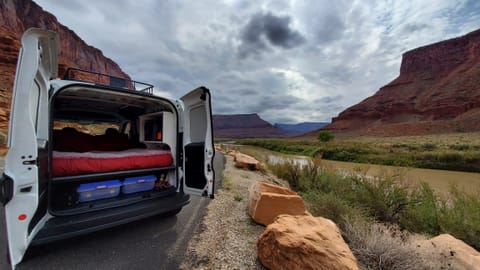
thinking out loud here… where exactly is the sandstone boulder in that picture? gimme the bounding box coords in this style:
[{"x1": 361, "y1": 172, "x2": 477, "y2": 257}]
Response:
[
  {"x1": 234, "y1": 152, "x2": 261, "y2": 171},
  {"x1": 257, "y1": 215, "x2": 359, "y2": 270},
  {"x1": 415, "y1": 234, "x2": 480, "y2": 270},
  {"x1": 248, "y1": 182, "x2": 305, "y2": 226}
]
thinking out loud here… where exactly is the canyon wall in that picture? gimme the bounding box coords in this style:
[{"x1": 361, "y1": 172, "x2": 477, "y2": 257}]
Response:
[
  {"x1": 0, "y1": 0, "x2": 131, "y2": 133},
  {"x1": 325, "y1": 28, "x2": 480, "y2": 136}
]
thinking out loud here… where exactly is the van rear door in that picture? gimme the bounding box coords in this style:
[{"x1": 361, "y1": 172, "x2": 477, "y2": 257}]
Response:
[
  {"x1": 180, "y1": 87, "x2": 215, "y2": 198},
  {"x1": 0, "y1": 28, "x2": 57, "y2": 268}
]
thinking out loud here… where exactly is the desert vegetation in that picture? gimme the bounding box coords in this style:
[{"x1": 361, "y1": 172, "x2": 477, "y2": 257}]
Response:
[
  {"x1": 242, "y1": 132, "x2": 480, "y2": 172},
  {"x1": 267, "y1": 158, "x2": 480, "y2": 253}
]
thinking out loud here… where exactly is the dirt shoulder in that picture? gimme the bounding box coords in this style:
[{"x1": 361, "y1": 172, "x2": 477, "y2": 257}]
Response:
[{"x1": 181, "y1": 155, "x2": 286, "y2": 270}]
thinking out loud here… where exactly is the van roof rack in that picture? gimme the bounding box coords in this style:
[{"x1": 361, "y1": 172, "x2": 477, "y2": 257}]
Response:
[{"x1": 63, "y1": 68, "x2": 154, "y2": 94}]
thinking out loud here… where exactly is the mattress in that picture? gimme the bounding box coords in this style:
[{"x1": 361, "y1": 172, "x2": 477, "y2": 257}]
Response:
[{"x1": 53, "y1": 149, "x2": 174, "y2": 177}]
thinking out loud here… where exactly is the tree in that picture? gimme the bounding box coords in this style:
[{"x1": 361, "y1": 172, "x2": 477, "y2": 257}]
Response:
[{"x1": 318, "y1": 131, "x2": 334, "y2": 142}]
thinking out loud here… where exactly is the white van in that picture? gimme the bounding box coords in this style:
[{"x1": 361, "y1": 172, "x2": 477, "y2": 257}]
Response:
[{"x1": 0, "y1": 28, "x2": 215, "y2": 268}]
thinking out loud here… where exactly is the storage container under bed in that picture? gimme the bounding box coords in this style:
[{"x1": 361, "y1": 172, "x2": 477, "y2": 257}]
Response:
[
  {"x1": 77, "y1": 180, "x2": 122, "y2": 202},
  {"x1": 122, "y1": 175, "x2": 157, "y2": 194}
]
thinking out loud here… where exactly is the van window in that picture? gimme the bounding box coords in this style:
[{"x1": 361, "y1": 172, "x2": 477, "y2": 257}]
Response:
[
  {"x1": 53, "y1": 121, "x2": 120, "y2": 135},
  {"x1": 189, "y1": 105, "x2": 207, "y2": 143}
]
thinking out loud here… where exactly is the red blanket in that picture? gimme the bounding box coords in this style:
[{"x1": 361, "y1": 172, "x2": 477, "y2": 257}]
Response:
[{"x1": 53, "y1": 149, "x2": 174, "y2": 177}]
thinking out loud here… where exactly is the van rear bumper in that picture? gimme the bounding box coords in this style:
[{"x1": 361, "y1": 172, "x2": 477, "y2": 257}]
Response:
[{"x1": 31, "y1": 192, "x2": 190, "y2": 246}]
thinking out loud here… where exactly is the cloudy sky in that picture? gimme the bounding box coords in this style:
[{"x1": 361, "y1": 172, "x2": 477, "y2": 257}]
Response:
[{"x1": 34, "y1": 0, "x2": 480, "y2": 124}]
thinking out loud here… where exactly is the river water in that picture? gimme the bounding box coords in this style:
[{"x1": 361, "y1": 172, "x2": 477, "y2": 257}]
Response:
[
  {"x1": 221, "y1": 144, "x2": 480, "y2": 194},
  {"x1": 260, "y1": 148, "x2": 479, "y2": 195}
]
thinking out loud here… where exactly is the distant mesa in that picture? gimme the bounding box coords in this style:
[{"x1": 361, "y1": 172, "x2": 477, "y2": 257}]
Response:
[
  {"x1": 275, "y1": 122, "x2": 329, "y2": 136},
  {"x1": 324, "y1": 28, "x2": 480, "y2": 136},
  {"x1": 213, "y1": 114, "x2": 285, "y2": 138},
  {"x1": 213, "y1": 113, "x2": 329, "y2": 138}
]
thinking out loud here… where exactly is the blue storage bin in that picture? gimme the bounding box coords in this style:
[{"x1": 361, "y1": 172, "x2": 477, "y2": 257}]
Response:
[
  {"x1": 122, "y1": 175, "x2": 156, "y2": 194},
  {"x1": 77, "y1": 180, "x2": 121, "y2": 202}
]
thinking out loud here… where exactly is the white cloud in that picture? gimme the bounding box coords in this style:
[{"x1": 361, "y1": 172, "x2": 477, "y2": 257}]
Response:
[{"x1": 34, "y1": 0, "x2": 480, "y2": 124}]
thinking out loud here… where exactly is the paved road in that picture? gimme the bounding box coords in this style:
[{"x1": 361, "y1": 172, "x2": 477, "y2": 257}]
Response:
[{"x1": 0, "y1": 152, "x2": 225, "y2": 270}]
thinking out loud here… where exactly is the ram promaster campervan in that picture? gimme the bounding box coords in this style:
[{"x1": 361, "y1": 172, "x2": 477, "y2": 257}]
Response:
[{"x1": 0, "y1": 28, "x2": 215, "y2": 268}]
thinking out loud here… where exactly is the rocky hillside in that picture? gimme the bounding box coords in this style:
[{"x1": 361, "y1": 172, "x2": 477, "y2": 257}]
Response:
[
  {"x1": 325, "y1": 28, "x2": 480, "y2": 136},
  {"x1": 0, "y1": 0, "x2": 130, "y2": 133},
  {"x1": 213, "y1": 114, "x2": 286, "y2": 138}
]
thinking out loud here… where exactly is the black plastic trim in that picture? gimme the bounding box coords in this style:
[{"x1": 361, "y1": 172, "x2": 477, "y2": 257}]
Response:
[
  {"x1": 52, "y1": 187, "x2": 177, "y2": 216},
  {"x1": 0, "y1": 173, "x2": 13, "y2": 206},
  {"x1": 31, "y1": 192, "x2": 190, "y2": 246},
  {"x1": 51, "y1": 166, "x2": 177, "y2": 184}
]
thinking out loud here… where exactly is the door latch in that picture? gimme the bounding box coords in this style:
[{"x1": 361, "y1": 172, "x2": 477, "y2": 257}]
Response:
[{"x1": 22, "y1": 159, "x2": 37, "y2": 165}]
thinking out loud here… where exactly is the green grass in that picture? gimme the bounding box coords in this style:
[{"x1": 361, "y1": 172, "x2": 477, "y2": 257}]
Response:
[
  {"x1": 242, "y1": 138, "x2": 480, "y2": 172},
  {"x1": 267, "y1": 159, "x2": 480, "y2": 250},
  {"x1": 222, "y1": 174, "x2": 232, "y2": 191},
  {"x1": 234, "y1": 193, "x2": 244, "y2": 202}
]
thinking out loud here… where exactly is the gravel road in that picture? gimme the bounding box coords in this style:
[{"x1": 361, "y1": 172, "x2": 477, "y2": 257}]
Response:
[{"x1": 181, "y1": 154, "x2": 288, "y2": 270}]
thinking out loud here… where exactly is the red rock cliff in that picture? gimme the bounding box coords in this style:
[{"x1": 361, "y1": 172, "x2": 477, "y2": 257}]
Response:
[
  {"x1": 213, "y1": 114, "x2": 286, "y2": 138},
  {"x1": 325, "y1": 28, "x2": 480, "y2": 136},
  {"x1": 0, "y1": 0, "x2": 131, "y2": 134}
]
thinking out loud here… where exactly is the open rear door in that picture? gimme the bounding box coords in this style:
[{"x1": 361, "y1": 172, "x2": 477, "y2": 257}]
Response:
[
  {"x1": 0, "y1": 28, "x2": 57, "y2": 268},
  {"x1": 181, "y1": 87, "x2": 215, "y2": 198}
]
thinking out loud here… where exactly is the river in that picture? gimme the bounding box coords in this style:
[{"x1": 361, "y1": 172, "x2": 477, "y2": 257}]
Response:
[
  {"x1": 320, "y1": 159, "x2": 480, "y2": 195},
  {"x1": 229, "y1": 145, "x2": 480, "y2": 195}
]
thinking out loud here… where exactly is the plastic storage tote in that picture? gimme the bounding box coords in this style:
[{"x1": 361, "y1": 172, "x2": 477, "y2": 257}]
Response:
[
  {"x1": 77, "y1": 180, "x2": 122, "y2": 202},
  {"x1": 122, "y1": 175, "x2": 157, "y2": 194}
]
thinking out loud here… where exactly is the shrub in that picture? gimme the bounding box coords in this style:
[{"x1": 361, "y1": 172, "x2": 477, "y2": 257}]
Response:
[
  {"x1": 317, "y1": 131, "x2": 334, "y2": 142},
  {"x1": 421, "y1": 143, "x2": 437, "y2": 151},
  {"x1": 398, "y1": 183, "x2": 442, "y2": 235},
  {"x1": 342, "y1": 216, "x2": 430, "y2": 270},
  {"x1": 303, "y1": 191, "x2": 353, "y2": 223},
  {"x1": 449, "y1": 144, "x2": 470, "y2": 151},
  {"x1": 437, "y1": 185, "x2": 480, "y2": 250}
]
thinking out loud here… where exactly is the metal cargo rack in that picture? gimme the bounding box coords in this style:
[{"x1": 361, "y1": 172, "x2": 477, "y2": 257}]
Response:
[{"x1": 63, "y1": 68, "x2": 154, "y2": 94}]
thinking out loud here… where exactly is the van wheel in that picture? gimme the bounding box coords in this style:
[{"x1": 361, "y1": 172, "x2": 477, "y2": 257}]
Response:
[{"x1": 161, "y1": 208, "x2": 182, "y2": 217}]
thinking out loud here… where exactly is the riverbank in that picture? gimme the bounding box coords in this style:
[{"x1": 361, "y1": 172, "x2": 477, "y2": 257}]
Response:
[
  {"x1": 183, "y1": 150, "x2": 479, "y2": 269},
  {"x1": 240, "y1": 132, "x2": 480, "y2": 173}
]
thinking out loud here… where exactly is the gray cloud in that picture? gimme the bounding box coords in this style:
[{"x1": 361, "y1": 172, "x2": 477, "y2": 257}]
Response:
[
  {"x1": 239, "y1": 12, "x2": 305, "y2": 58},
  {"x1": 34, "y1": 0, "x2": 480, "y2": 124}
]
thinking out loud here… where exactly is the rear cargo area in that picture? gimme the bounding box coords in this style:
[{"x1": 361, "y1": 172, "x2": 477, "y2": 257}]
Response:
[{"x1": 49, "y1": 86, "x2": 180, "y2": 215}]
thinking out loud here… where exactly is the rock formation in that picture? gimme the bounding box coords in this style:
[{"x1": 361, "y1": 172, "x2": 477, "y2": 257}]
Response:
[
  {"x1": 248, "y1": 182, "x2": 305, "y2": 226},
  {"x1": 324, "y1": 28, "x2": 480, "y2": 136},
  {"x1": 233, "y1": 152, "x2": 261, "y2": 171},
  {"x1": 0, "y1": 0, "x2": 131, "y2": 133},
  {"x1": 257, "y1": 215, "x2": 359, "y2": 270},
  {"x1": 415, "y1": 234, "x2": 480, "y2": 270},
  {"x1": 213, "y1": 114, "x2": 286, "y2": 138}
]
